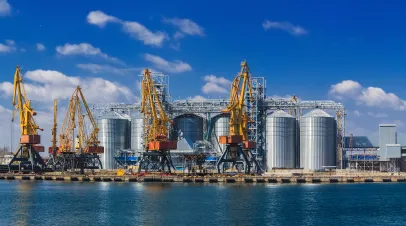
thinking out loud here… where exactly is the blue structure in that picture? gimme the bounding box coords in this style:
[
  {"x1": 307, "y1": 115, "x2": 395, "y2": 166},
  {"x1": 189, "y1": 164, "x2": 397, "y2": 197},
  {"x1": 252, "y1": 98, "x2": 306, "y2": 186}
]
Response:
[
  {"x1": 114, "y1": 151, "x2": 139, "y2": 167},
  {"x1": 205, "y1": 156, "x2": 217, "y2": 161}
]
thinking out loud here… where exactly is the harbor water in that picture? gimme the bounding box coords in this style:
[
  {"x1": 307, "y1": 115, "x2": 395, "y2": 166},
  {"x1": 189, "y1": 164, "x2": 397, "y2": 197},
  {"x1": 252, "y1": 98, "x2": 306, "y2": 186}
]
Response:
[{"x1": 1, "y1": 181, "x2": 406, "y2": 225}]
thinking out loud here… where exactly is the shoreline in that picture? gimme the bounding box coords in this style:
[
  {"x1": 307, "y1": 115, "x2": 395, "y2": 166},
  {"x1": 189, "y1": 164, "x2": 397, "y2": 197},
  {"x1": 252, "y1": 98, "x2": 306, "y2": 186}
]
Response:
[{"x1": 1, "y1": 173, "x2": 405, "y2": 184}]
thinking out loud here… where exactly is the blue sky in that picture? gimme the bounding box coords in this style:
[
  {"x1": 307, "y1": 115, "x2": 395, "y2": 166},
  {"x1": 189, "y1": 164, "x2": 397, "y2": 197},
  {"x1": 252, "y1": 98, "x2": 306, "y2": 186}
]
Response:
[{"x1": 0, "y1": 0, "x2": 406, "y2": 148}]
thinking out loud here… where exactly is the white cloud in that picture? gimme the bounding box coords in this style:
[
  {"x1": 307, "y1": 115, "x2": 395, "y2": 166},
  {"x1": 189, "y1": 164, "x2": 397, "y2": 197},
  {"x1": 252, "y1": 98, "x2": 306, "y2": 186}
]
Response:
[
  {"x1": 0, "y1": 69, "x2": 136, "y2": 104},
  {"x1": 358, "y1": 87, "x2": 406, "y2": 110},
  {"x1": 86, "y1": 10, "x2": 120, "y2": 28},
  {"x1": 163, "y1": 17, "x2": 204, "y2": 38},
  {"x1": 87, "y1": 10, "x2": 167, "y2": 47},
  {"x1": 329, "y1": 80, "x2": 362, "y2": 99},
  {"x1": 0, "y1": 105, "x2": 19, "y2": 150},
  {"x1": 187, "y1": 95, "x2": 207, "y2": 101},
  {"x1": 201, "y1": 75, "x2": 231, "y2": 94},
  {"x1": 36, "y1": 43, "x2": 45, "y2": 51},
  {"x1": 203, "y1": 75, "x2": 232, "y2": 87},
  {"x1": 144, "y1": 53, "x2": 192, "y2": 73},
  {"x1": 25, "y1": 70, "x2": 80, "y2": 86},
  {"x1": 353, "y1": 110, "x2": 362, "y2": 116},
  {"x1": 0, "y1": 104, "x2": 11, "y2": 113},
  {"x1": 76, "y1": 63, "x2": 140, "y2": 75},
  {"x1": 56, "y1": 43, "x2": 122, "y2": 64},
  {"x1": 173, "y1": 31, "x2": 185, "y2": 40},
  {"x1": 202, "y1": 83, "x2": 228, "y2": 94},
  {"x1": 0, "y1": 0, "x2": 11, "y2": 16},
  {"x1": 122, "y1": 22, "x2": 167, "y2": 47},
  {"x1": 0, "y1": 43, "x2": 10, "y2": 52},
  {"x1": 367, "y1": 112, "x2": 388, "y2": 118},
  {"x1": 0, "y1": 39, "x2": 16, "y2": 53},
  {"x1": 329, "y1": 80, "x2": 406, "y2": 110},
  {"x1": 5, "y1": 39, "x2": 14, "y2": 46},
  {"x1": 263, "y1": 20, "x2": 308, "y2": 36}
]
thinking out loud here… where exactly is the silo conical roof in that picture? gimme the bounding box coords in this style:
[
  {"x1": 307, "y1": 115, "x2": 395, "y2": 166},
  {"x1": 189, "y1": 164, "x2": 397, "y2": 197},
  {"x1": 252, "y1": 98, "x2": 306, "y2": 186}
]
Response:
[
  {"x1": 302, "y1": 109, "x2": 332, "y2": 118},
  {"x1": 268, "y1": 110, "x2": 294, "y2": 118},
  {"x1": 100, "y1": 111, "x2": 130, "y2": 119}
]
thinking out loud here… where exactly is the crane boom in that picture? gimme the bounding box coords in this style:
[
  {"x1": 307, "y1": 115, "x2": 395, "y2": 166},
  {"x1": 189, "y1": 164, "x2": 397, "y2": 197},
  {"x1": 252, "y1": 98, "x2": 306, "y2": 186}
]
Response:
[
  {"x1": 49, "y1": 99, "x2": 59, "y2": 155},
  {"x1": 59, "y1": 86, "x2": 103, "y2": 154},
  {"x1": 11, "y1": 66, "x2": 43, "y2": 136},
  {"x1": 221, "y1": 61, "x2": 254, "y2": 144},
  {"x1": 77, "y1": 87, "x2": 100, "y2": 149}
]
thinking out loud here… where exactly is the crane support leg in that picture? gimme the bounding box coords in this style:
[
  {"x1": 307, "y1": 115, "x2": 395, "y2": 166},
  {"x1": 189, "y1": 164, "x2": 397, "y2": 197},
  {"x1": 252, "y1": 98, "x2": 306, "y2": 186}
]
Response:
[
  {"x1": 216, "y1": 144, "x2": 261, "y2": 174},
  {"x1": 8, "y1": 144, "x2": 45, "y2": 173},
  {"x1": 45, "y1": 153, "x2": 102, "y2": 172},
  {"x1": 138, "y1": 150, "x2": 175, "y2": 173}
]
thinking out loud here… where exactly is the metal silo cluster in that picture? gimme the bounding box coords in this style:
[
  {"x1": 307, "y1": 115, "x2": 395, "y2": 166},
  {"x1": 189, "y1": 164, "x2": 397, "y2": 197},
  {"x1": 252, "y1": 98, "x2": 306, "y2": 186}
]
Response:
[
  {"x1": 265, "y1": 109, "x2": 337, "y2": 171},
  {"x1": 97, "y1": 108, "x2": 338, "y2": 171}
]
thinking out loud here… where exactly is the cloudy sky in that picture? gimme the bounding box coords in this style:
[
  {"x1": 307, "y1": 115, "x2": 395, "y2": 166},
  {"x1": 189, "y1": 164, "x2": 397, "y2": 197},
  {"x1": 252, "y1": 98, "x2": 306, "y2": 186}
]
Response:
[{"x1": 0, "y1": 0, "x2": 406, "y2": 149}]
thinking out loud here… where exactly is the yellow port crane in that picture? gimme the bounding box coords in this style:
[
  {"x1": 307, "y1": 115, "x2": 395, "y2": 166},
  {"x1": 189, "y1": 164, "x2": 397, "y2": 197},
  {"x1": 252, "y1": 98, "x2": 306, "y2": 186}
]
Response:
[
  {"x1": 45, "y1": 99, "x2": 60, "y2": 171},
  {"x1": 59, "y1": 86, "x2": 104, "y2": 154},
  {"x1": 217, "y1": 61, "x2": 261, "y2": 174},
  {"x1": 49, "y1": 99, "x2": 58, "y2": 155},
  {"x1": 138, "y1": 69, "x2": 176, "y2": 173},
  {"x1": 9, "y1": 65, "x2": 45, "y2": 172}
]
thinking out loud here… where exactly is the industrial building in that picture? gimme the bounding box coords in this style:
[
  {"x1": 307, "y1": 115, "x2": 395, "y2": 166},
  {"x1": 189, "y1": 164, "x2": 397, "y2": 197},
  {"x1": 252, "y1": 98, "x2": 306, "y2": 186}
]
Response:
[
  {"x1": 92, "y1": 72, "x2": 346, "y2": 172},
  {"x1": 345, "y1": 124, "x2": 405, "y2": 172}
]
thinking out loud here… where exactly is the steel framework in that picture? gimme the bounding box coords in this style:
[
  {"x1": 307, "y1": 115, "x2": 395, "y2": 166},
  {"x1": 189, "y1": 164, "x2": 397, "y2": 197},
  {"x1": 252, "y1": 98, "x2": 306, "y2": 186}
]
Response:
[
  {"x1": 346, "y1": 147, "x2": 400, "y2": 172},
  {"x1": 46, "y1": 153, "x2": 102, "y2": 173},
  {"x1": 91, "y1": 79, "x2": 346, "y2": 170},
  {"x1": 92, "y1": 99, "x2": 345, "y2": 159},
  {"x1": 247, "y1": 77, "x2": 266, "y2": 163},
  {"x1": 346, "y1": 148, "x2": 379, "y2": 171}
]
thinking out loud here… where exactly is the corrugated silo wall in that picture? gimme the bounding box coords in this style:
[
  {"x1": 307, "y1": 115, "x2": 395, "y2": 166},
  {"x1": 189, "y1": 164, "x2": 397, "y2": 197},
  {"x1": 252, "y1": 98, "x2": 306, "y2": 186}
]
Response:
[
  {"x1": 131, "y1": 116, "x2": 143, "y2": 152},
  {"x1": 97, "y1": 118, "x2": 131, "y2": 170},
  {"x1": 266, "y1": 111, "x2": 296, "y2": 170},
  {"x1": 299, "y1": 111, "x2": 337, "y2": 171},
  {"x1": 212, "y1": 115, "x2": 230, "y2": 154}
]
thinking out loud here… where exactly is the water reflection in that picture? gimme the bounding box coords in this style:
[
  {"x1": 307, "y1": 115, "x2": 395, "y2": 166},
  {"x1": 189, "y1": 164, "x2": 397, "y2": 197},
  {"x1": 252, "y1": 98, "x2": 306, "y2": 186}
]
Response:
[
  {"x1": 1, "y1": 182, "x2": 406, "y2": 225},
  {"x1": 13, "y1": 181, "x2": 34, "y2": 226},
  {"x1": 143, "y1": 182, "x2": 172, "y2": 193}
]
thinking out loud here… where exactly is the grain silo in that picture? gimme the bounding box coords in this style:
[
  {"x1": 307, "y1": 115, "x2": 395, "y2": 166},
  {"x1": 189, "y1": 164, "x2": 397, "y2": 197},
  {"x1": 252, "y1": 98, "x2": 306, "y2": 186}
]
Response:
[
  {"x1": 266, "y1": 110, "x2": 296, "y2": 170},
  {"x1": 173, "y1": 114, "x2": 204, "y2": 152},
  {"x1": 300, "y1": 109, "x2": 336, "y2": 171},
  {"x1": 212, "y1": 114, "x2": 230, "y2": 154},
  {"x1": 97, "y1": 111, "x2": 131, "y2": 170},
  {"x1": 131, "y1": 114, "x2": 144, "y2": 152}
]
